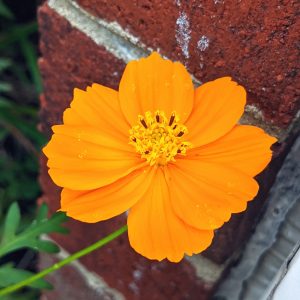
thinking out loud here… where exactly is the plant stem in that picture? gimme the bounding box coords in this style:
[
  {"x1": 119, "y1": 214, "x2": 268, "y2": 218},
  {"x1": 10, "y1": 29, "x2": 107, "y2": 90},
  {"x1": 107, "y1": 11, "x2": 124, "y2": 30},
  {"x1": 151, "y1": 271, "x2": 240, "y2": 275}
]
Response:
[{"x1": 0, "y1": 225, "x2": 128, "y2": 296}]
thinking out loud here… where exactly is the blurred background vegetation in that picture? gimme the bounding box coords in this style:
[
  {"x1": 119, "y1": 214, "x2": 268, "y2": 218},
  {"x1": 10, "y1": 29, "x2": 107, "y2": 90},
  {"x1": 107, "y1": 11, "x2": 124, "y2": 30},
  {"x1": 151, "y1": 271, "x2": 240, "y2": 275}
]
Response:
[
  {"x1": 0, "y1": 1, "x2": 67, "y2": 299},
  {"x1": 0, "y1": 0, "x2": 43, "y2": 223}
]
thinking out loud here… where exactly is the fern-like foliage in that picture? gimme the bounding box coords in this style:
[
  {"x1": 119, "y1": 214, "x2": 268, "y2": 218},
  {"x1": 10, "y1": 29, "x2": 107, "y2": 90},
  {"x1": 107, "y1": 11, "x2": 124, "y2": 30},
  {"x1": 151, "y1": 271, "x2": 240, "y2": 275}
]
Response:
[{"x1": 0, "y1": 203, "x2": 68, "y2": 292}]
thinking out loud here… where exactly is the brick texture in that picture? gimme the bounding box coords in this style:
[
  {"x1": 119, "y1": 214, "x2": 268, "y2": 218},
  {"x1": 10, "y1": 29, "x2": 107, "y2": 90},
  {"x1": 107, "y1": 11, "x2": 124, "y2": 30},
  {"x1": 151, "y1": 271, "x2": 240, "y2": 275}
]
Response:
[
  {"x1": 38, "y1": 6, "x2": 126, "y2": 137},
  {"x1": 38, "y1": 0, "x2": 299, "y2": 299},
  {"x1": 77, "y1": 0, "x2": 300, "y2": 127},
  {"x1": 39, "y1": 253, "x2": 123, "y2": 300}
]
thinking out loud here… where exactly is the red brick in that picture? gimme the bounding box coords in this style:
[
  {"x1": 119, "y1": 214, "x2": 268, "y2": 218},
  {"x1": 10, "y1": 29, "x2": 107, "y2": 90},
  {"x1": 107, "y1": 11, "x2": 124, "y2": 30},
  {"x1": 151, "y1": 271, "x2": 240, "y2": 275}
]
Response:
[
  {"x1": 39, "y1": 253, "x2": 123, "y2": 300},
  {"x1": 76, "y1": 0, "x2": 300, "y2": 127},
  {"x1": 38, "y1": 5, "x2": 126, "y2": 136}
]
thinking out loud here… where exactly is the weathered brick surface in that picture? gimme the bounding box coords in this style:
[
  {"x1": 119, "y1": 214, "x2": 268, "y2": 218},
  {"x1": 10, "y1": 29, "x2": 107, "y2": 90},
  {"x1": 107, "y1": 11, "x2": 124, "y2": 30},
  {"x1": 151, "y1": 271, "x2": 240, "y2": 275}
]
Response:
[
  {"x1": 38, "y1": 1, "x2": 299, "y2": 298},
  {"x1": 39, "y1": 253, "x2": 123, "y2": 300},
  {"x1": 77, "y1": 0, "x2": 300, "y2": 127},
  {"x1": 38, "y1": 5, "x2": 126, "y2": 137}
]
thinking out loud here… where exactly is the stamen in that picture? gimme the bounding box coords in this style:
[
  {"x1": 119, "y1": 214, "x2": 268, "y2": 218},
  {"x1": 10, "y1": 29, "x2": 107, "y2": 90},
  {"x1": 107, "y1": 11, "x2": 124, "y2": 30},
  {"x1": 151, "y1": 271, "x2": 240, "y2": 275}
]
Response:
[
  {"x1": 169, "y1": 114, "x2": 175, "y2": 126},
  {"x1": 129, "y1": 110, "x2": 192, "y2": 166},
  {"x1": 140, "y1": 118, "x2": 148, "y2": 128}
]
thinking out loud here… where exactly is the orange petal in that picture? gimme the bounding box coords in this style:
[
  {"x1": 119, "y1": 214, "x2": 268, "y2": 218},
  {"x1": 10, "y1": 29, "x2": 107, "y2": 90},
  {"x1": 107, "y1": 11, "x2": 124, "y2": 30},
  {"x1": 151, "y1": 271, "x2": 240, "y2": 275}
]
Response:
[
  {"x1": 185, "y1": 77, "x2": 246, "y2": 147},
  {"x1": 119, "y1": 52, "x2": 194, "y2": 125},
  {"x1": 165, "y1": 166, "x2": 227, "y2": 230},
  {"x1": 128, "y1": 167, "x2": 214, "y2": 262},
  {"x1": 60, "y1": 167, "x2": 154, "y2": 223},
  {"x1": 63, "y1": 84, "x2": 130, "y2": 140},
  {"x1": 43, "y1": 125, "x2": 145, "y2": 190},
  {"x1": 167, "y1": 159, "x2": 259, "y2": 229},
  {"x1": 187, "y1": 125, "x2": 277, "y2": 177}
]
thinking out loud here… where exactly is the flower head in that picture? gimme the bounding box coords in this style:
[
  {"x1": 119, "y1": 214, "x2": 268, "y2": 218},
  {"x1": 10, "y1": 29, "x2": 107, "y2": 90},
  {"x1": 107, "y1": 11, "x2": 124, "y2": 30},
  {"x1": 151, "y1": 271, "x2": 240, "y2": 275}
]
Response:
[{"x1": 43, "y1": 52, "x2": 277, "y2": 262}]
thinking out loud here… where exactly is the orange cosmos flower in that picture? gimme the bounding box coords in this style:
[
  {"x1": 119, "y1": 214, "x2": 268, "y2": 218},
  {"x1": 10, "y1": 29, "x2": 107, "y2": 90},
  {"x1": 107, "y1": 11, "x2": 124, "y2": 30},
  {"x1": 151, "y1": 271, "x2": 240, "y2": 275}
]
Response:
[{"x1": 43, "y1": 52, "x2": 277, "y2": 262}]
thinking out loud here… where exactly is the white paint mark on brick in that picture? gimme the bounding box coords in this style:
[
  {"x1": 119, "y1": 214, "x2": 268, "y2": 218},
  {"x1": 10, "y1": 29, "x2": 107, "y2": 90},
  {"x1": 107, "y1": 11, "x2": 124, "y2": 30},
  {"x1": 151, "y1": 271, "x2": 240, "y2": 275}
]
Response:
[
  {"x1": 133, "y1": 269, "x2": 143, "y2": 281},
  {"x1": 197, "y1": 35, "x2": 210, "y2": 52},
  {"x1": 175, "y1": 0, "x2": 181, "y2": 6},
  {"x1": 175, "y1": 12, "x2": 191, "y2": 59},
  {"x1": 129, "y1": 282, "x2": 139, "y2": 295},
  {"x1": 244, "y1": 104, "x2": 264, "y2": 120},
  {"x1": 185, "y1": 255, "x2": 225, "y2": 284}
]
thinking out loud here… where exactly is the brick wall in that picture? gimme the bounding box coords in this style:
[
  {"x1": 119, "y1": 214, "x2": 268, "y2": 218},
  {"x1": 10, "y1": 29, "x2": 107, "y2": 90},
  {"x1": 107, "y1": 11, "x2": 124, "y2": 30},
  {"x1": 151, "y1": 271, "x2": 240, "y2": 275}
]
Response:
[{"x1": 38, "y1": 0, "x2": 300, "y2": 299}]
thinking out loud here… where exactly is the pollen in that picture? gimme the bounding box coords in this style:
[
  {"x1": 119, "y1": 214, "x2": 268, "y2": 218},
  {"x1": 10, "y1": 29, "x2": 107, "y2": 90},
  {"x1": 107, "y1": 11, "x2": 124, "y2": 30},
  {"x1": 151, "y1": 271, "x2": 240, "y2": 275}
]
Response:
[{"x1": 129, "y1": 111, "x2": 192, "y2": 166}]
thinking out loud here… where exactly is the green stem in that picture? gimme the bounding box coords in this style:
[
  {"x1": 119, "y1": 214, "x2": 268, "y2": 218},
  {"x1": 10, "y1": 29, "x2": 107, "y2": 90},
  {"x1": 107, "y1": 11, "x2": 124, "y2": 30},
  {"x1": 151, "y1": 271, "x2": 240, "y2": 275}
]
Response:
[{"x1": 0, "y1": 225, "x2": 128, "y2": 296}]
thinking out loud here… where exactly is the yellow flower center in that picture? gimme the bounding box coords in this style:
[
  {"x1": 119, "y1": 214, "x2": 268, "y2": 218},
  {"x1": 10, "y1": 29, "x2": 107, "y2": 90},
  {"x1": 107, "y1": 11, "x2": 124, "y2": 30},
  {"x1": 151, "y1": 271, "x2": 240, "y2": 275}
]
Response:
[{"x1": 129, "y1": 110, "x2": 192, "y2": 166}]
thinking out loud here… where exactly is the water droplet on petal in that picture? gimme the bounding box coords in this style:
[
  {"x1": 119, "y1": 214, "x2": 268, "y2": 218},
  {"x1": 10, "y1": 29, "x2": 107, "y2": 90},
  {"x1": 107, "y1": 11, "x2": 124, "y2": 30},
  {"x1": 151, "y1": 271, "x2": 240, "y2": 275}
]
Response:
[
  {"x1": 78, "y1": 149, "x2": 87, "y2": 159},
  {"x1": 77, "y1": 131, "x2": 83, "y2": 142},
  {"x1": 227, "y1": 182, "x2": 235, "y2": 188}
]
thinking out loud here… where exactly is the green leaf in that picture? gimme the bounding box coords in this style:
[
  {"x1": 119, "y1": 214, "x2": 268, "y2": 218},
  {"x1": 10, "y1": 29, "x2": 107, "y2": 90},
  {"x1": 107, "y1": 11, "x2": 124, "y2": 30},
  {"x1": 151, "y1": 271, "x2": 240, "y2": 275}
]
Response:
[
  {"x1": 0, "y1": 264, "x2": 52, "y2": 289},
  {"x1": 0, "y1": 290, "x2": 39, "y2": 300},
  {"x1": 19, "y1": 37, "x2": 43, "y2": 93},
  {"x1": 0, "y1": 127, "x2": 8, "y2": 140},
  {"x1": 36, "y1": 203, "x2": 48, "y2": 222},
  {"x1": 0, "y1": 0, "x2": 14, "y2": 19},
  {"x1": 0, "y1": 58, "x2": 11, "y2": 72},
  {"x1": 0, "y1": 22, "x2": 37, "y2": 50},
  {"x1": 0, "y1": 104, "x2": 46, "y2": 149},
  {"x1": 0, "y1": 97, "x2": 37, "y2": 116},
  {"x1": 1, "y1": 203, "x2": 21, "y2": 245},
  {"x1": 35, "y1": 240, "x2": 60, "y2": 253},
  {"x1": 0, "y1": 82, "x2": 12, "y2": 92},
  {"x1": 0, "y1": 203, "x2": 68, "y2": 258},
  {"x1": 0, "y1": 97, "x2": 12, "y2": 107}
]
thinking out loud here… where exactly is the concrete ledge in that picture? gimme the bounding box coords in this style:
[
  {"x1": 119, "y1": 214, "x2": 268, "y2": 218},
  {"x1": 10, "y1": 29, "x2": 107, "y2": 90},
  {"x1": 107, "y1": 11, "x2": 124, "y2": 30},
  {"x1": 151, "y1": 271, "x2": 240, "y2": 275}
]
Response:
[
  {"x1": 215, "y1": 136, "x2": 300, "y2": 300},
  {"x1": 48, "y1": 0, "x2": 149, "y2": 62}
]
